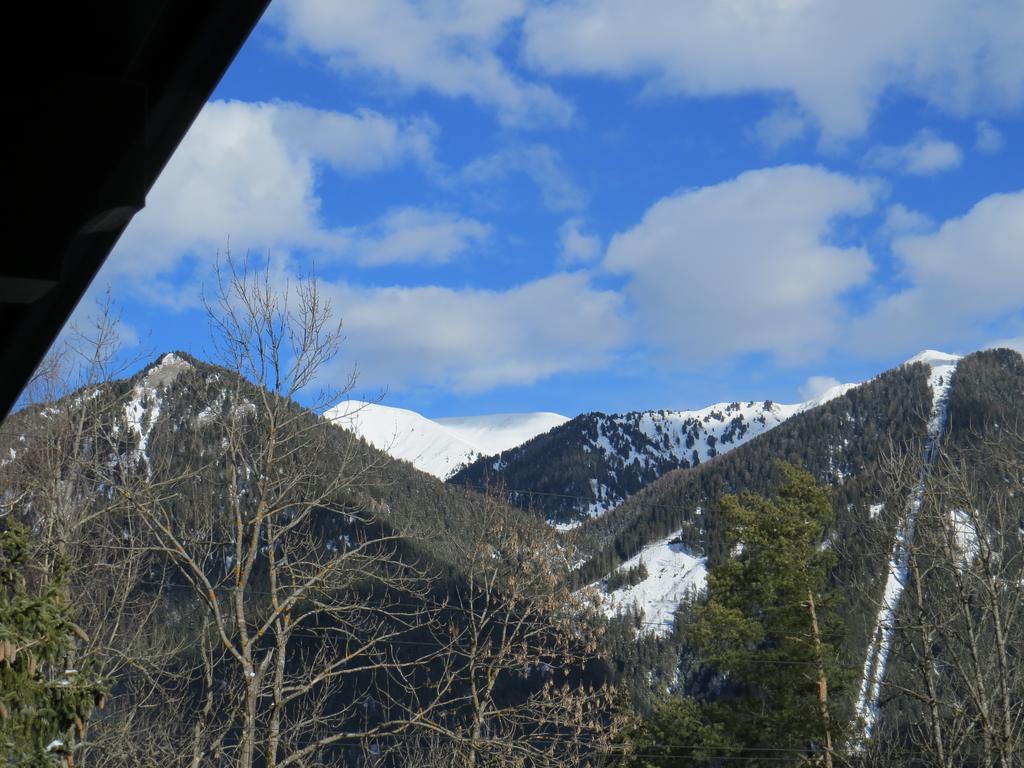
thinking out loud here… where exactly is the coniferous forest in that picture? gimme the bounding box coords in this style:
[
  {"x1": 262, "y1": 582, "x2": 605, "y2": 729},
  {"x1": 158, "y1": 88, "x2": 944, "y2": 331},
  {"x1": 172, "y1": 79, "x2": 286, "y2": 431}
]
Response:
[{"x1": 2, "y1": 264, "x2": 1023, "y2": 766}]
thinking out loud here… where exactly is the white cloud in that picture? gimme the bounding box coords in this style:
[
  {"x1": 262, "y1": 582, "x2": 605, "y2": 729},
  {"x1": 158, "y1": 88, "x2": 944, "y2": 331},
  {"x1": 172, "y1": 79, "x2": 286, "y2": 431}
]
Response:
[
  {"x1": 881, "y1": 204, "x2": 935, "y2": 237},
  {"x1": 604, "y1": 165, "x2": 878, "y2": 363},
  {"x1": 271, "y1": 103, "x2": 438, "y2": 174},
  {"x1": 352, "y1": 208, "x2": 489, "y2": 266},
  {"x1": 751, "y1": 106, "x2": 809, "y2": 150},
  {"x1": 799, "y1": 375, "x2": 842, "y2": 402},
  {"x1": 985, "y1": 335, "x2": 1024, "y2": 355},
  {"x1": 459, "y1": 144, "x2": 586, "y2": 211},
  {"x1": 106, "y1": 100, "x2": 439, "y2": 295},
  {"x1": 523, "y1": 0, "x2": 1024, "y2": 139},
  {"x1": 975, "y1": 120, "x2": 1005, "y2": 153},
  {"x1": 320, "y1": 273, "x2": 627, "y2": 392},
  {"x1": 865, "y1": 130, "x2": 963, "y2": 175},
  {"x1": 274, "y1": 0, "x2": 572, "y2": 127},
  {"x1": 559, "y1": 218, "x2": 601, "y2": 264},
  {"x1": 852, "y1": 190, "x2": 1024, "y2": 354}
]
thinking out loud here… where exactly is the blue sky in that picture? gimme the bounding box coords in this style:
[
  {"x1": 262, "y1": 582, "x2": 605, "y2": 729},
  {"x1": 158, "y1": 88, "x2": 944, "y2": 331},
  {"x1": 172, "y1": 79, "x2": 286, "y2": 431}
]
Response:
[{"x1": 86, "y1": 1, "x2": 1024, "y2": 418}]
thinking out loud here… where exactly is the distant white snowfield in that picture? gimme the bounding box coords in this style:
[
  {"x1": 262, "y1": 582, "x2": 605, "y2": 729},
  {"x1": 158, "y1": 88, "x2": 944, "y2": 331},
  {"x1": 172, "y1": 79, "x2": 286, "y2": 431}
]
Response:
[{"x1": 325, "y1": 400, "x2": 569, "y2": 479}]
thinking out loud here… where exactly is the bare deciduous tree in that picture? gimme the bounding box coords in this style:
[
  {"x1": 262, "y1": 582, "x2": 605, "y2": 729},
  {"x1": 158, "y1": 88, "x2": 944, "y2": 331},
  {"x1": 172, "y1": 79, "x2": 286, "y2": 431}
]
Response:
[
  {"x1": 867, "y1": 431, "x2": 1024, "y2": 767},
  {"x1": 4, "y1": 261, "x2": 622, "y2": 768},
  {"x1": 103, "y1": 257, "x2": 437, "y2": 768},
  {"x1": 393, "y1": 490, "x2": 619, "y2": 768}
]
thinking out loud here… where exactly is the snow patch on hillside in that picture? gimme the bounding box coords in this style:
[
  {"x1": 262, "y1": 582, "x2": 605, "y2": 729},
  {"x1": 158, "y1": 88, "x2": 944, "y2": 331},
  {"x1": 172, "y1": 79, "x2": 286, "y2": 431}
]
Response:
[
  {"x1": 553, "y1": 519, "x2": 584, "y2": 532},
  {"x1": 948, "y1": 508, "x2": 980, "y2": 566},
  {"x1": 598, "y1": 529, "x2": 707, "y2": 636},
  {"x1": 122, "y1": 354, "x2": 193, "y2": 471},
  {"x1": 327, "y1": 400, "x2": 568, "y2": 479}
]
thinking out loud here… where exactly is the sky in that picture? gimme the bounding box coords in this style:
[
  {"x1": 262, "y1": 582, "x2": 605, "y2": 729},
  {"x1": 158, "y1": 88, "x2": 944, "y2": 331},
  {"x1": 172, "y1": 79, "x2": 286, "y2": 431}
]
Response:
[{"x1": 81, "y1": 0, "x2": 1024, "y2": 418}]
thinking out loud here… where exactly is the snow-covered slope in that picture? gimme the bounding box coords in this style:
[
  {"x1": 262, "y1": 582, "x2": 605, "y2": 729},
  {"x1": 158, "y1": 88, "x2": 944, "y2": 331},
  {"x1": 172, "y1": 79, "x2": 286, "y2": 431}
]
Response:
[
  {"x1": 597, "y1": 528, "x2": 707, "y2": 636},
  {"x1": 326, "y1": 400, "x2": 568, "y2": 479},
  {"x1": 434, "y1": 412, "x2": 572, "y2": 457}
]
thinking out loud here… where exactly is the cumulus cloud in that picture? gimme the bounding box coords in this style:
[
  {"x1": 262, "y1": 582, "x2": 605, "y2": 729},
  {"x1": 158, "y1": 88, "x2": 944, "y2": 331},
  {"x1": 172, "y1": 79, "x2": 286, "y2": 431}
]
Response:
[
  {"x1": 975, "y1": 120, "x2": 1005, "y2": 153},
  {"x1": 352, "y1": 208, "x2": 489, "y2": 266},
  {"x1": 881, "y1": 204, "x2": 935, "y2": 237},
  {"x1": 603, "y1": 165, "x2": 878, "y2": 363},
  {"x1": 799, "y1": 375, "x2": 842, "y2": 402},
  {"x1": 271, "y1": 103, "x2": 438, "y2": 173},
  {"x1": 318, "y1": 273, "x2": 627, "y2": 392},
  {"x1": 522, "y1": 0, "x2": 1024, "y2": 139},
  {"x1": 865, "y1": 130, "x2": 963, "y2": 175},
  {"x1": 851, "y1": 190, "x2": 1024, "y2": 354},
  {"x1": 751, "y1": 106, "x2": 809, "y2": 150},
  {"x1": 106, "y1": 100, "x2": 440, "y2": 297},
  {"x1": 274, "y1": 0, "x2": 572, "y2": 127},
  {"x1": 558, "y1": 218, "x2": 601, "y2": 264},
  {"x1": 459, "y1": 144, "x2": 586, "y2": 211}
]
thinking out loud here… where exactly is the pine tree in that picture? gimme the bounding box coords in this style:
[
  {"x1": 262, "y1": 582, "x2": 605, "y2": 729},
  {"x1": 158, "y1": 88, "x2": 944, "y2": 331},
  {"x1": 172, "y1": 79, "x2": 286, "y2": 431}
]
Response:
[
  {"x1": 0, "y1": 523, "x2": 105, "y2": 766},
  {"x1": 691, "y1": 463, "x2": 850, "y2": 764}
]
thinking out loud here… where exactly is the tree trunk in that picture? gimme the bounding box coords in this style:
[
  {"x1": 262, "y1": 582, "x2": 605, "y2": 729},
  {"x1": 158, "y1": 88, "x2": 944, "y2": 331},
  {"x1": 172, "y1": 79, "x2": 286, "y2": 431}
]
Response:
[{"x1": 807, "y1": 590, "x2": 833, "y2": 768}]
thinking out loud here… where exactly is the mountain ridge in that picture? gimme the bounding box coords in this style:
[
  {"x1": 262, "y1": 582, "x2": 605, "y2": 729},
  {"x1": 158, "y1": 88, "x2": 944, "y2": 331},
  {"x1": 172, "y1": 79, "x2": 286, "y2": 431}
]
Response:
[
  {"x1": 7, "y1": 350, "x2": 557, "y2": 574},
  {"x1": 448, "y1": 379, "x2": 860, "y2": 526}
]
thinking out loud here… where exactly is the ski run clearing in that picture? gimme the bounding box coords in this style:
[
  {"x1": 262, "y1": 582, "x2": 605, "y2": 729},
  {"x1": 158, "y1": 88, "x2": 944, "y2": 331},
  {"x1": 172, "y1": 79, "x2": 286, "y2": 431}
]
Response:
[{"x1": 854, "y1": 349, "x2": 961, "y2": 738}]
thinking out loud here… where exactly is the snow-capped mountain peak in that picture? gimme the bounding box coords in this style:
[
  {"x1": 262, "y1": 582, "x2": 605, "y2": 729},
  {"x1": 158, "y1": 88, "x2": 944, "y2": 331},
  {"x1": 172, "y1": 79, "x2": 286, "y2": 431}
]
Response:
[
  {"x1": 120, "y1": 353, "x2": 194, "y2": 470},
  {"x1": 326, "y1": 400, "x2": 568, "y2": 479}
]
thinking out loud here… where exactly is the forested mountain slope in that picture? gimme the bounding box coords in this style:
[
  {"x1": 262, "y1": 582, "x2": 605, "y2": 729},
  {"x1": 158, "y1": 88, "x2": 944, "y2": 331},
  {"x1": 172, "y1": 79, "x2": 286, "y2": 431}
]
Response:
[
  {"x1": 863, "y1": 347, "x2": 1024, "y2": 753},
  {"x1": 2, "y1": 352, "x2": 550, "y2": 571},
  {"x1": 574, "y1": 360, "x2": 932, "y2": 582},
  {"x1": 5, "y1": 344, "x2": 1022, "y2": 765},
  {"x1": 591, "y1": 349, "x2": 1024, "y2": 754},
  {"x1": 574, "y1": 353, "x2": 934, "y2": 703},
  {"x1": 449, "y1": 383, "x2": 854, "y2": 527},
  {"x1": 0, "y1": 350, "x2": 610, "y2": 766}
]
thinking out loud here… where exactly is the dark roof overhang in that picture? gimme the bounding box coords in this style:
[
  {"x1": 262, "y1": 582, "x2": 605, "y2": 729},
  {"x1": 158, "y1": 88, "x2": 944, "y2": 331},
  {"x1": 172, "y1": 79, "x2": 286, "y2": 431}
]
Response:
[{"x1": 1, "y1": 0, "x2": 271, "y2": 419}]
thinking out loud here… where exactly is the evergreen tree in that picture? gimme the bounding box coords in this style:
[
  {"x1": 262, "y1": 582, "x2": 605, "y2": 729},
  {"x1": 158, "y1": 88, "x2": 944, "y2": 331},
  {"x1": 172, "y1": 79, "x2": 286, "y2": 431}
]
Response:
[
  {"x1": 612, "y1": 695, "x2": 731, "y2": 767},
  {"x1": 0, "y1": 523, "x2": 105, "y2": 766},
  {"x1": 691, "y1": 463, "x2": 850, "y2": 764}
]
